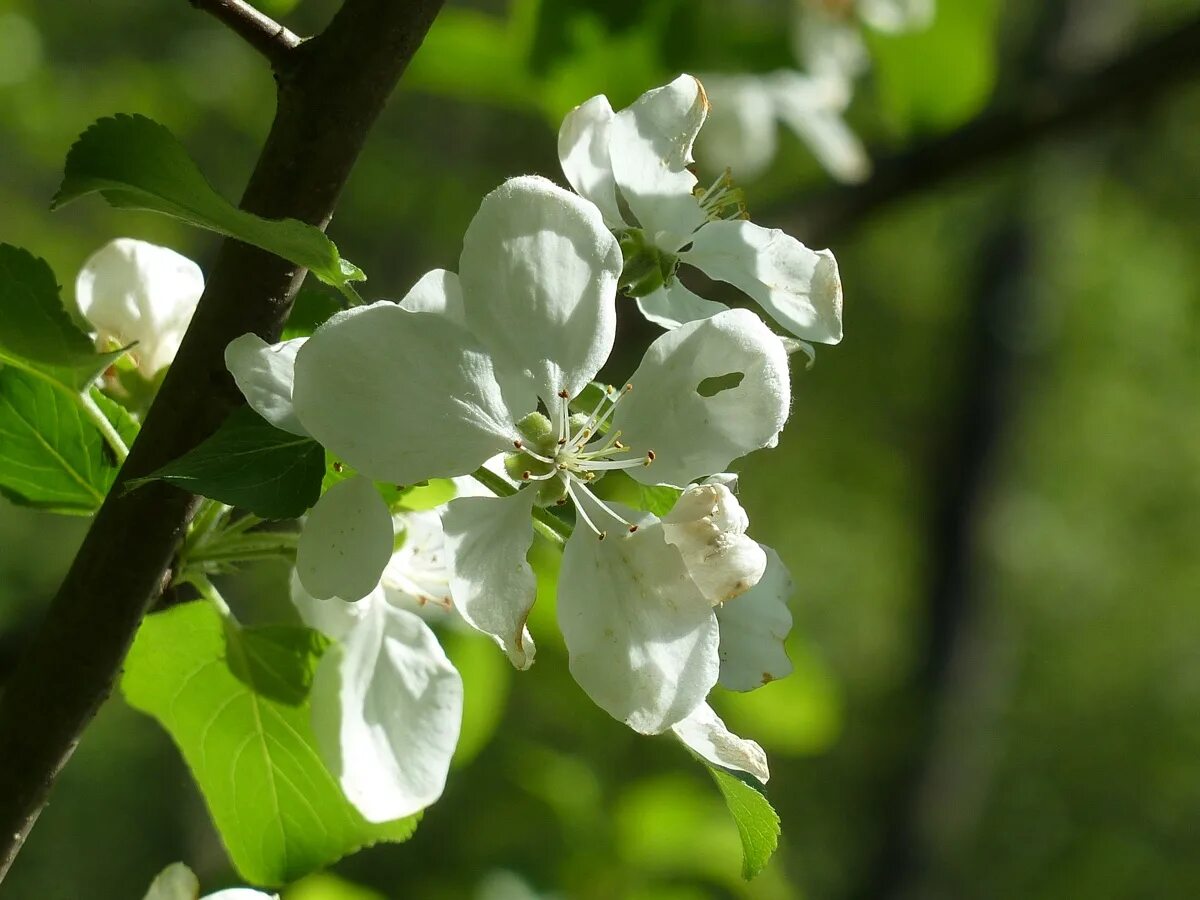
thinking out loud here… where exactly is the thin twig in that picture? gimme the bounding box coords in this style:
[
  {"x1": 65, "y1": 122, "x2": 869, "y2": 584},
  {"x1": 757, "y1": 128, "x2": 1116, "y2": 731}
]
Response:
[
  {"x1": 188, "y1": 0, "x2": 302, "y2": 68},
  {"x1": 781, "y1": 15, "x2": 1200, "y2": 244}
]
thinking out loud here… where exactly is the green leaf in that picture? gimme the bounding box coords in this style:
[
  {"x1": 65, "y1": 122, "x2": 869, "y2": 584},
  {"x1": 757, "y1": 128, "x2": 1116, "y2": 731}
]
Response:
[
  {"x1": 52, "y1": 115, "x2": 366, "y2": 297},
  {"x1": 593, "y1": 469, "x2": 682, "y2": 517},
  {"x1": 132, "y1": 406, "x2": 324, "y2": 519},
  {"x1": 322, "y1": 451, "x2": 456, "y2": 513},
  {"x1": 123, "y1": 601, "x2": 419, "y2": 886},
  {"x1": 0, "y1": 243, "x2": 123, "y2": 390},
  {"x1": 226, "y1": 622, "x2": 329, "y2": 706},
  {"x1": 705, "y1": 763, "x2": 780, "y2": 879},
  {"x1": 0, "y1": 368, "x2": 122, "y2": 513}
]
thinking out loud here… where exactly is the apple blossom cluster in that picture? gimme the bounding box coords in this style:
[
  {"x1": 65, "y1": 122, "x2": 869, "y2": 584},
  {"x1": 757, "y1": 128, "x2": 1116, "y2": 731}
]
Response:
[
  {"x1": 70, "y1": 75, "x2": 843, "y2": 836},
  {"x1": 218, "y1": 74, "x2": 842, "y2": 823},
  {"x1": 699, "y1": 0, "x2": 935, "y2": 184}
]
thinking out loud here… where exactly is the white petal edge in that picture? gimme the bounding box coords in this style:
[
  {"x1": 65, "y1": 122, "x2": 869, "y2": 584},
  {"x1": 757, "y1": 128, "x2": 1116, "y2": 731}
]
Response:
[
  {"x1": 558, "y1": 94, "x2": 628, "y2": 229},
  {"x1": 224, "y1": 333, "x2": 309, "y2": 436},
  {"x1": 611, "y1": 308, "x2": 791, "y2": 488},
  {"x1": 296, "y1": 476, "x2": 394, "y2": 602},
  {"x1": 293, "y1": 301, "x2": 529, "y2": 484},
  {"x1": 397, "y1": 268, "x2": 465, "y2": 326},
  {"x1": 609, "y1": 74, "x2": 710, "y2": 249},
  {"x1": 557, "y1": 507, "x2": 719, "y2": 733},
  {"x1": 440, "y1": 490, "x2": 538, "y2": 670},
  {"x1": 458, "y1": 175, "x2": 622, "y2": 406},
  {"x1": 76, "y1": 238, "x2": 204, "y2": 376},
  {"x1": 141, "y1": 863, "x2": 200, "y2": 900},
  {"x1": 715, "y1": 544, "x2": 794, "y2": 691},
  {"x1": 634, "y1": 280, "x2": 729, "y2": 330},
  {"x1": 661, "y1": 483, "x2": 767, "y2": 604},
  {"x1": 309, "y1": 595, "x2": 462, "y2": 823},
  {"x1": 671, "y1": 701, "x2": 770, "y2": 784},
  {"x1": 682, "y1": 219, "x2": 843, "y2": 344}
]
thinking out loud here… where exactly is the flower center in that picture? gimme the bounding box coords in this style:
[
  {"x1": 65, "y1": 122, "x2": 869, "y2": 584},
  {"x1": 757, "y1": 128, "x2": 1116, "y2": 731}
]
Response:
[
  {"x1": 694, "y1": 168, "x2": 748, "y2": 222},
  {"x1": 506, "y1": 384, "x2": 655, "y2": 540}
]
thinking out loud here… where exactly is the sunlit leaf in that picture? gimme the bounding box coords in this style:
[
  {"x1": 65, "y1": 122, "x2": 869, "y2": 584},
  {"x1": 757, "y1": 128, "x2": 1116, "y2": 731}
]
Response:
[
  {"x1": 123, "y1": 601, "x2": 419, "y2": 886},
  {"x1": 705, "y1": 762, "x2": 780, "y2": 879},
  {"x1": 53, "y1": 115, "x2": 366, "y2": 297},
  {"x1": 0, "y1": 368, "x2": 122, "y2": 513}
]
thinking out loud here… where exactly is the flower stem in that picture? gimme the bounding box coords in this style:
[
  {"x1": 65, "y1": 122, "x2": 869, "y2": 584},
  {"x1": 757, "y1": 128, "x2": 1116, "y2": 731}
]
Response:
[
  {"x1": 469, "y1": 466, "x2": 572, "y2": 546},
  {"x1": 77, "y1": 391, "x2": 129, "y2": 463}
]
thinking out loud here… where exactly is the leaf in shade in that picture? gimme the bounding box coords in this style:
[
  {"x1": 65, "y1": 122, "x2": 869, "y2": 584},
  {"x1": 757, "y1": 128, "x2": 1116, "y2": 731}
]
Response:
[
  {"x1": 0, "y1": 243, "x2": 124, "y2": 390},
  {"x1": 132, "y1": 405, "x2": 324, "y2": 519}
]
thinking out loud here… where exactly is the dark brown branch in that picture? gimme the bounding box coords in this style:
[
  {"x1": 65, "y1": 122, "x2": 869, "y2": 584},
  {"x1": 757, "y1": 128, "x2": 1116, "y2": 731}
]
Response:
[
  {"x1": 0, "y1": 0, "x2": 446, "y2": 881},
  {"x1": 782, "y1": 15, "x2": 1200, "y2": 244},
  {"x1": 188, "y1": 0, "x2": 302, "y2": 68}
]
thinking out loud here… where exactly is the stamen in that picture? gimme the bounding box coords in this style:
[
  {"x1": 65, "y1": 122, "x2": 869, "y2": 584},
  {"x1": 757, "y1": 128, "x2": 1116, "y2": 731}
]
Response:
[
  {"x1": 565, "y1": 479, "x2": 606, "y2": 539},
  {"x1": 566, "y1": 382, "x2": 632, "y2": 452},
  {"x1": 573, "y1": 479, "x2": 637, "y2": 530}
]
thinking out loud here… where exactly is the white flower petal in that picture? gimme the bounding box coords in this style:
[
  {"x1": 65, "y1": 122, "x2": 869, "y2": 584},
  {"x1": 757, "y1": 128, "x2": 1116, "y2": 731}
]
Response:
[
  {"x1": 309, "y1": 594, "x2": 463, "y2": 822},
  {"x1": 290, "y1": 570, "x2": 367, "y2": 642},
  {"x1": 558, "y1": 94, "x2": 627, "y2": 229},
  {"x1": 557, "y1": 512, "x2": 719, "y2": 733},
  {"x1": 859, "y1": 0, "x2": 935, "y2": 33},
  {"x1": 682, "y1": 219, "x2": 843, "y2": 344},
  {"x1": 76, "y1": 238, "x2": 204, "y2": 376},
  {"x1": 671, "y1": 701, "x2": 770, "y2": 783},
  {"x1": 381, "y1": 509, "x2": 454, "y2": 612},
  {"x1": 612, "y1": 309, "x2": 791, "y2": 487},
  {"x1": 459, "y1": 175, "x2": 622, "y2": 405},
  {"x1": 695, "y1": 74, "x2": 779, "y2": 182},
  {"x1": 224, "y1": 333, "x2": 309, "y2": 436},
  {"x1": 716, "y1": 544, "x2": 794, "y2": 691},
  {"x1": 770, "y1": 72, "x2": 870, "y2": 185},
  {"x1": 635, "y1": 280, "x2": 729, "y2": 330},
  {"x1": 297, "y1": 476, "x2": 394, "y2": 602},
  {"x1": 397, "y1": 268, "x2": 465, "y2": 325},
  {"x1": 440, "y1": 490, "x2": 538, "y2": 670},
  {"x1": 142, "y1": 863, "x2": 200, "y2": 900},
  {"x1": 293, "y1": 301, "x2": 530, "y2": 484},
  {"x1": 662, "y1": 483, "x2": 766, "y2": 604},
  {"x1": 206, "y1": 891, "x2": 278, "y2": 900},
  {"x1": 609, "y1": 74, "x2": 710, "y2": 249}
]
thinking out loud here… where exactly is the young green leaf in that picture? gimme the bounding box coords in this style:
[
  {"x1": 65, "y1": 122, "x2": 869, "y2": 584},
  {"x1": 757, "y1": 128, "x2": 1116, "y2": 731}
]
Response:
[
  {"x1": 705, "y1": 762, "x2": 781, "y2": 879},
  {"x1": 0, "y1": 243, "x2": 124, "y2": 390},
  {"x1": 593, "y1": 469, "x2": 682, "y2": 517},
  {"x1": 0, "y1": 368, "x2": 124, "y2": 513},
  {"x1": 132, "y1": 406, "x2": 324, "y2": 519},
  {"x1": 123, "y1": 601, "x2": 419, "y2": 886},
  {"x1": 53, "y1": 115, "x2": 366, "y2": 298}
]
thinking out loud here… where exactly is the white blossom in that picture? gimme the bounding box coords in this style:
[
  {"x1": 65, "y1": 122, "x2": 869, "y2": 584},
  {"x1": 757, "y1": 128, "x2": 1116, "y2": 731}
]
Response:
[
  {"x1": 76, "y1": 238, "x2": 204, "y2": 377},
  {"x1": 142, "y1": 862, "x2": 275, "y2": 899},
  {"x1": 228, "y1": 176, "x2": 793, "y2": 734},
  {"x1": 558, "y1": 74, "x2": 842, "y2": 346}
]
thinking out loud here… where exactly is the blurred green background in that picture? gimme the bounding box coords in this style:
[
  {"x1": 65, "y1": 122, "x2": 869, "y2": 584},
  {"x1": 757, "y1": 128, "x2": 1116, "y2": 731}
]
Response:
[{"x1": 1, "y1": 0, "x2": 1198, "y2": 897}]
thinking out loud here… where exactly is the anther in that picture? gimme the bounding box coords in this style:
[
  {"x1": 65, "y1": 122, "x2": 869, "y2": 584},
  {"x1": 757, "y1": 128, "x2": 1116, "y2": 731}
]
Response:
[
  {"x1": 521, "y1": 470, "x2": 532, "y2": 480},
  {"x1": 646, "y1": 449, "x2": 656, "y2": 464},
  {"x1": 513, "y1": 439, "x2": 523, "y2": 449},
  {"x1": 332, "y1": 461, "x2": 345, "y2": 473},
  {"x1": 598, "y1": 531, "x2": 608, "y2": 541},
  {"x1": 557, "y1": 389, "x2": 570, "y2": 399},
  {"x1": 628, "y1": 524, "x2": 639, "y2": 533}
]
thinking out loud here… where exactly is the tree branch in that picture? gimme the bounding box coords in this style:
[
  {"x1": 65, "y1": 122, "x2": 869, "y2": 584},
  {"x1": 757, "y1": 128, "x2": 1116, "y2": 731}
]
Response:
[
  {"x1": 783, "y1": 15, "x2": 1200, "y2": 244},
  {"x1": 0, "y1": 0, "x2": 446, "y2": 881},
  {"x1": 188, "y1": 0, "x2": 301, "y2": 68}
]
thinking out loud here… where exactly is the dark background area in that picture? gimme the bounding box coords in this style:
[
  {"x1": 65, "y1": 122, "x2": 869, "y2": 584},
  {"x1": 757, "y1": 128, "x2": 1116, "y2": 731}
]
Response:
[{"x1": 0, "y1": 0, "x2": 1198, "y2": 897}]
